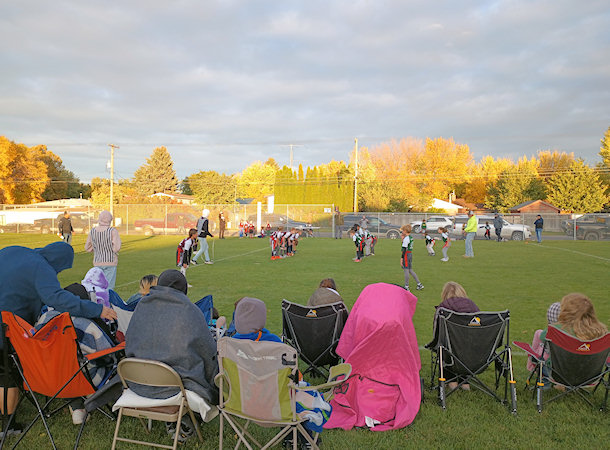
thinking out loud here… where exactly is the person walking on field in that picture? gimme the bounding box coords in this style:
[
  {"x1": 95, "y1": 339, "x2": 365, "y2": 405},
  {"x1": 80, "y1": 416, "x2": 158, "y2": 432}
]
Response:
[
  {"x1": 463, "y1": 210, "x2": 478, "y2": 258},
  {"x1": 58, "y1": 211, "x2": 74, "y2": 245},
  {"x1": 192, "y1": 209, "x2": 213, "y2": 265},
  {"x1": 85, "y1": 210, "x2": 121, "y2": 289},
  {"x1": 218, "y1": 211, "x2": 226, "y2": 239},
  {"x1": 534, "y1": 215, "x2": 544, "y2": 243},
  {"x1": 493, "y1": 213, "x2": 503, "y2": 242}
]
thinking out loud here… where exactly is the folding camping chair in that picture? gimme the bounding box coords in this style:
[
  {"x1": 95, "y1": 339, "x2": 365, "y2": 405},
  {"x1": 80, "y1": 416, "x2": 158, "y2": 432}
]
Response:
[
  {"x1": 425, "y1": 308, "x2": 517, "y2": 414},
  {"x1": 0, "y1": 311, "x2": 125, "y2": 449},
  {"x1": 513, "y1": 326, "x2": 610, "y2": 412},
  {"x1": 281, "y1": 300, "x2": 348, "y2": 378},
  {"x1": 195, "y1": 295, "x2": 225, "y2": 339},
  {"x1": 215, "y1": 337, "x2": 351, "y2": 450},
  {"x1": 111, "y1": 358, "x2": 203, "y2": 450}
]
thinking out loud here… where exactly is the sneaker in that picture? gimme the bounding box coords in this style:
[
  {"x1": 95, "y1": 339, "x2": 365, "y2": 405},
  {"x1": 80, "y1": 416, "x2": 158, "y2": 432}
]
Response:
[
  {"x1": 167, "y1": 416, "x2": 195, "y2": 443},
  {"x1": 416, "y1": 283, "x2": 424, "y2": 290},
  {"x1": 448, "y1": 381, "x2": 458, "y2": 390},
  {"x1": 187, "y1": 283, "x2": 193, "y2": 288},
  {"x1": 70, "y1": 408, "x2": 87, "y2": 425},
  {"x1": 404, "y1": 285, "x2": 410, "y2": 291},
  {"x1": 190, "y1": 260, "x2": 198, "y2": 266},
  {"x1": 441, "y1": 257, "x2": 448, "y2": 262},
  {"x1": 204, "y1": 261, "x2": 214, "y2": 265},
  {"x1": 353, "y1": 259, "x2": 361, "y2": 263},
  {"x1": 461, "y1": 383, "x2": 471, "y2": 391}
]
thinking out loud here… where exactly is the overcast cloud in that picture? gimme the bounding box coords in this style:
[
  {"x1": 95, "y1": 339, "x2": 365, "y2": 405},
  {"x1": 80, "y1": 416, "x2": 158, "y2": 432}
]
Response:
[{"x1": 1, "y1": 0, "x2": 609, "y2": 182}]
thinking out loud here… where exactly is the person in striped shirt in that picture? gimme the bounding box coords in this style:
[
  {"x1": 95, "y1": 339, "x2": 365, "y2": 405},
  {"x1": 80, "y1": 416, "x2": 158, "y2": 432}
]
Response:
[{"x1": 85, "y1": 210, "x2": 121, "y2": 289}]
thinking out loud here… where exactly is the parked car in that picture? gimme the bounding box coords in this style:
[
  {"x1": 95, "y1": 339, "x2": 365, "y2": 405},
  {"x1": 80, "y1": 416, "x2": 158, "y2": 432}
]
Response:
[
  {"x1": 133, "y1": 212, "x2": 198, "y2": 235},
  {"x1": 410, "y1": 216, "x2": 453, "y2": 233},
  {"x1": 247, "y1": 214, "x2": 313, "y2": 235},
  {"x1": 33, "y1": 212, "x2": 95, "y2": 234},
  {"x1": 561, "y1": 214, "x2": 610, "y2": 240},
  {"x1": 339, "y1": 214, "x2": 402, "y2": 239},
  {"x1": 451, "y1": 215, "x2": 531, "y2": 241}
]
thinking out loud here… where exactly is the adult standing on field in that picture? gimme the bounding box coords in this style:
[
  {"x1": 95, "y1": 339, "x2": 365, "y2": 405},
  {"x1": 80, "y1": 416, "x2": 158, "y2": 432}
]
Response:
[
  {"x1": 463, "y1": 210, "x2": 478, "y2": 258},
  {"x1": 58, "y1": 211, "x2": 74, "y2": 245},
  {"x1": 218, "y1": 211, "x2": 226, "y2": 239},
  {"x1": 192, "y1": 209, "x2": 213, "y2": 265},
  {"x1": 85, "y1": 210, "x2": 121, "y2": 289},
  {"x1": 534, "y1": 215, "x2": 544, "y2": 243},
  {"x1": 493, "y1": 213, "x2": 503, "y2": 242}
]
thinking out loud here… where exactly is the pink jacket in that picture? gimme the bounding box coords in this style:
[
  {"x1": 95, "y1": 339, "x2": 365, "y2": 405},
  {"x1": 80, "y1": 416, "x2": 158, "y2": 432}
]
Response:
[{"x1": 324, "y1": 283, "x2": 421, "y2": 431}]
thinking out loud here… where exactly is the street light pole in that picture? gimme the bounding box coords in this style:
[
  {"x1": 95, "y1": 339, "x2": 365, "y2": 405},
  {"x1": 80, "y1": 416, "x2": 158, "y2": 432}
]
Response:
[
  {"x1": 108, "y1": 144, "x2": 119, "y2": 221},
  {"x1": 353, "y1": 138, "x2": 358, "y2": 213}
]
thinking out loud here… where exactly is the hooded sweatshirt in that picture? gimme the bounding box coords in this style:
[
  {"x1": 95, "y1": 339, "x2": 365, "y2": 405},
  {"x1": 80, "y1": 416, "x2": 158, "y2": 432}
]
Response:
[
  {"x1": 85, "y1": 210, "x2": 121, "y2": 266},
  {"x1": 0, "y1": 242, "x2": 102, "y2": 325}
]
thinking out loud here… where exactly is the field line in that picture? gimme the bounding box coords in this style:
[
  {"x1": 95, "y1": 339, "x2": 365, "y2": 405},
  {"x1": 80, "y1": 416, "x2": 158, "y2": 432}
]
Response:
[
  {"x1": 535, "y1": 243, "x2": 610, "y2": 263},
  {"x1": 114, "y1": 245, "x2": 268, "y2": 289}
]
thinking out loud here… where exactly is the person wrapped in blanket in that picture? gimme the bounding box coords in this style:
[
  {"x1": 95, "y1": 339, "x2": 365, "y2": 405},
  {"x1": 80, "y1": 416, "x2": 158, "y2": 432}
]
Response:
[
  {"x1": 231, "y1": 297, "x2": 331, "y2": 438},
  {"x1": 36, "y1": 282, "x2": 118, "y2": 425}
]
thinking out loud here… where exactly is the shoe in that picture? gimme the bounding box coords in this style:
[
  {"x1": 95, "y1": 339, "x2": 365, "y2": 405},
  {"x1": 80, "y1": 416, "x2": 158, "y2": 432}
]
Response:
[
  {"x1": 404, "y1": 285, "x2": 410, "y2": 291},
  {"x1": 204, "y1": 261, "x2": 214, "y2": 265},
  {"x1": 190, "y1": 260, "x2": 198, "y2": 265},
  {"x1": 416, "y1": 283, "x2": 424, "y2": 290},
  {"x1": 448, "y1": 381, "x2": 458, "y2": 390},
  {"x1": 441, "y1": 258, "x2": 448, "y2": 262},
  {"x1": 166, "y1": 416, "x2": 195, "y2": 443},
  {"x1": 0, "y1": 421, "x2": 24, "y2": 438},
  {"x1": 353, "y1": 259, "x2": 361, "y2": 262},
  {"x1": 461, "y1": 383, "x2": 470, "y2": 391},
  {"x1": 70, "y1": 407, "x2": 87, "y2": 425},
  {"x1": 187, "y1": 283, "x2": 193, "y2": 288}
]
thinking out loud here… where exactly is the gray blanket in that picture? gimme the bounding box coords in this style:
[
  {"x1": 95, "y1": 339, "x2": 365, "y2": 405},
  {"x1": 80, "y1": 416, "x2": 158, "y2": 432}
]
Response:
[{"x1": 125, "y1": 285, "x2": 219, "y2": 405}]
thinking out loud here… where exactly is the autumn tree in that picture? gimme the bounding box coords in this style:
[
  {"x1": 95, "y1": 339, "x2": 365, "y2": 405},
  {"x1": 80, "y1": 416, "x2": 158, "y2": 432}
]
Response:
[
  {"x1": 188, "y1": 171, "x2": 236, "y2": 204},
  {"x1": 0, "y1": 136, "x2": 49, "y2": 204},
  {"x1": 31, "y1": 145, "x2": 85, "y2": 200},
  {"x1": 90, "y1": 178, "x2": 137, "y2": 206},
  {"x1": 133, "y1": 146, "x2": 178, "y2": 196},
  {"x1": 600, "y1": 126, "x2": 610, "y2": 167},
  {"x1": 236, "y1": 161, "x2": 276, "y2": 201},
  {"x1": 484, "y1": 157, "x2": 546, "y2": 212},
  {"x1": 546, "y1": 160, "x2": 607, "y2": 213},
  {"x1": 536, "y1": 150, "x2": 575, "y2": 179},
  {"x1": 458, "y1": 156, "x2": 513, "y2": 204}
]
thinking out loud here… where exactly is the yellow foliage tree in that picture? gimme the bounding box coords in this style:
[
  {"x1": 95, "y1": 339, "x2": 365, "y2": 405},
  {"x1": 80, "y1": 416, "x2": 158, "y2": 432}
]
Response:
[{"x1": 0, "y1": 136, "x2": 49, "y2": 204}]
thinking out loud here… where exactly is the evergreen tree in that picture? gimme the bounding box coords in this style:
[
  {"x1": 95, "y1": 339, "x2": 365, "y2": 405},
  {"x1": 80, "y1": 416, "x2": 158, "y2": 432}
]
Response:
[
  {"x1": 484, "y1": 158, "x2": 546, "y2": 212},
  {"x1": 133, "y1": 146, "x2": 178, "y2": 196},
  {"x1": 546, "y1": 160, "x2": 607, "y2": 213}
]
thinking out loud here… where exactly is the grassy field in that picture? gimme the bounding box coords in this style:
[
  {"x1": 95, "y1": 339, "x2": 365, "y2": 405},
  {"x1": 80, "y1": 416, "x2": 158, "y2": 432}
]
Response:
[{"x1": 1, "y1": 233, "x2": 609, "y2": 449}]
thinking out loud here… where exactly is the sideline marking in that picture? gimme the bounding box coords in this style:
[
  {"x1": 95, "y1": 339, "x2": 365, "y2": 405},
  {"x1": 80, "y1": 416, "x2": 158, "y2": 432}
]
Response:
[
  {"x1": 534, "y1": 243, "x2": 610, "y2": 263},
  {"x1": 114, "y1": 245, "x2": 269, "y2": 289}
]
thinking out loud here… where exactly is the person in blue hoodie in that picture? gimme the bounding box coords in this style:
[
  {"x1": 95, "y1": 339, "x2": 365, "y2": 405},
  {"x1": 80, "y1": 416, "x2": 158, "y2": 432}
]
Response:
[
  {"x1": 0, "y1": 241, "x2": 116, "y2": 435},
  {"x1": 232, "y1": 297, "x2": 281, "y2": 342}
]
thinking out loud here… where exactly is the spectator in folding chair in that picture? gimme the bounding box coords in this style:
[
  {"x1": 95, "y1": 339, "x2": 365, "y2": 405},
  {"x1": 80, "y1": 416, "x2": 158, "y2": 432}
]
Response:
[
  {"x1": 0, "y1": 242, "x2": 116, "y2": 436},
  {"x1": 307, "y1": 278, "x2": 345, "y2": 308},
  {"x1": 232, "y1": 297, "x2": 282, "y2": 343},
  {"x1": 526, "y1": 302, "x2": 561, "y2": 373},
  {"x1": 435, "y1": 281, "x2": 480, "y2": 391},
  {"x1": 124, "y1": 269, "x2": 219, "y2": 441}
]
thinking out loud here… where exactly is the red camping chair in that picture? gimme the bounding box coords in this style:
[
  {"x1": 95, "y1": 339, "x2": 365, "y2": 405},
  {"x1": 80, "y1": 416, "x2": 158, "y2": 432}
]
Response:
[
  {"x1": 514, "y1": 325, "x2": 610, "y2": 412},
  {"x1": 0, "y1": 311, "x2": 125, "y2": 449}
]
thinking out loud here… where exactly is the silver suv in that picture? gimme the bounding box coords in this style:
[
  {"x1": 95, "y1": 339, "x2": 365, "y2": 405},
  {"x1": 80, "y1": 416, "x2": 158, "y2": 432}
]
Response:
[
  {"x1": 410, "y1": 216, "x2": 453, "y2": 233},
  {"x1": 451, "y1": 215, "x2": 531, "y2": 241}
]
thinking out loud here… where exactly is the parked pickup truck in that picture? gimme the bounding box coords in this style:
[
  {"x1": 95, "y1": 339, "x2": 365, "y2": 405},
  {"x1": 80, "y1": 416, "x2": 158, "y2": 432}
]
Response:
[
  {"x1": 561, "y1": 214, "x2": 610, "y2": 240},
  {"x1": 133, "y1": 212, "x2": 198, "y2": 235}
]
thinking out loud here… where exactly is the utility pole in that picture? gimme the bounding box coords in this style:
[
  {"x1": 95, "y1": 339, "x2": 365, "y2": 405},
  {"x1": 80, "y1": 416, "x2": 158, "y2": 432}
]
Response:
[
  {"x1": 108, "y1": 144, "x2": 119, "y2": 221},
  {"x1": 353, "y1": 138, "x2": 358, "y2": 213},
  {"x1": 287, "y1": 144, "x2": 303, "y2": 171}
]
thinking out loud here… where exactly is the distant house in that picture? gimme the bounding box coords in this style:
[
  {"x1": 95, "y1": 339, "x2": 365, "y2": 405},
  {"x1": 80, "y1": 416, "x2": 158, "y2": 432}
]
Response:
[
  {"x1": 429, "y1": 198, "x2": 463, "y2": 215},
  {"x1": 509, "y1": 200, "x2": 561, "y2": 214},
  {"x1": 150, "y1": 192, "x2": 195, "y2": 205}
]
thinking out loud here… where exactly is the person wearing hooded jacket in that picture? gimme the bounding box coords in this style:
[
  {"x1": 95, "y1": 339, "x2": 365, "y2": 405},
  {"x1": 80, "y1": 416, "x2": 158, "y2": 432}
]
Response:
[
  {"x1": 0, "y1": 241, "x2": 116, "y2": 433},
  {"x1": 85, "y1": 210, "x2": 121, "y2": 289},
  {"x1": 191, "y1": 209, "x2": 213, "y2": 265}
]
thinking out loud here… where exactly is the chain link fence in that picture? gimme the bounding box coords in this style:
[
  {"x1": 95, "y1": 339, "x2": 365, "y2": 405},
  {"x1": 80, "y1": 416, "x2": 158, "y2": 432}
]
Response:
[{"x1": 1, "y1": 204, "x2": 608, "y2": 240}]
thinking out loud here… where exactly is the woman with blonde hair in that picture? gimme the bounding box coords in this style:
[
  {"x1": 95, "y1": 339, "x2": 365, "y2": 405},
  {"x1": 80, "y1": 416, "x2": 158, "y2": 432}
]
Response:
[
  {"x1": 556, "y1": 293, "x2": 607, "y2": 341},
  {"x1": 437, "y1": 281, "x2": 479, "y2": 313},
  {"x1": 126, "y1": 274, "x2": 158, "y2": 304}
]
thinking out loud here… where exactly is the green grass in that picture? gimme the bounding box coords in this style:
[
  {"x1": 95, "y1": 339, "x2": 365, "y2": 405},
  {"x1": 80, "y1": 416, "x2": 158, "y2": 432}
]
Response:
[{"x1": 1, "y1": 234, "x2": 609, "y2": 449}]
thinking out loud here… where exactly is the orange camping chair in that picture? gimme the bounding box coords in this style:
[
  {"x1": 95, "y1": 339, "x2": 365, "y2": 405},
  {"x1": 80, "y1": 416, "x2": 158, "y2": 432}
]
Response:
[{"x1": 0, "y1": 311, "x2": 125, "y2": 449}]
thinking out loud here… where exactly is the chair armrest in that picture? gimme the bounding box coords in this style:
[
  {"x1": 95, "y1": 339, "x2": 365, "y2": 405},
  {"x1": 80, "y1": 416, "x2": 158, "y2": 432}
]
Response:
[
  {"x1": 296, "y1": 363, "x2": 352, "y2": 393},
  {"x1": 512, "y1": 341, "x2": 542, "y2": 361},
  {"x1": 85, "y1": 341, "x2": 126, "y2": 362}
]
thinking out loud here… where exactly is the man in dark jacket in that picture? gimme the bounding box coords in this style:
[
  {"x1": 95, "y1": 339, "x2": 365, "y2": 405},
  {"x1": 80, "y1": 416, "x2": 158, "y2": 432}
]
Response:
[
  {"x1": 493, "y1": 213, "x2": 503, "y2": 242},
  {"x1": 0, "y1": 242, "x2": 116, "y2": 433},
  {"x1": 58, "y1": 211, "x2": 74, "y2": 245},
  {"x1": 534, "y1": 215, "x2": 544, "y2": 243}
]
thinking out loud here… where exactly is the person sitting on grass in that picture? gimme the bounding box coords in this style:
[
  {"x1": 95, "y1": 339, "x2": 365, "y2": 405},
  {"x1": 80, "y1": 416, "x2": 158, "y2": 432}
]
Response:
[
  {"x1": 435, "y1": 281, "x2": 480, "y2": 391},
  {"x1": 307, "y1": 278, "x2": 345, "y2": 308},
  {"x1": 231, "y1": 297, "x2": 282, "y2": 342}
]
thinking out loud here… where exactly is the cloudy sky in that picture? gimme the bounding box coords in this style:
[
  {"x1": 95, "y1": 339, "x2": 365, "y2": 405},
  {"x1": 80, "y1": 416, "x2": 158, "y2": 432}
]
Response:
[{"x1": 2, "y1": 0, "x2": 609, "y2": 182}]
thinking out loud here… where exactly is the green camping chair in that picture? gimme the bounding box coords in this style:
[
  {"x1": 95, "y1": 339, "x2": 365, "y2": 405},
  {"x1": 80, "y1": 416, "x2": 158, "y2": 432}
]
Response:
[{"x1": 215, "y1": 337, "x2": 350, "y2": 450}]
